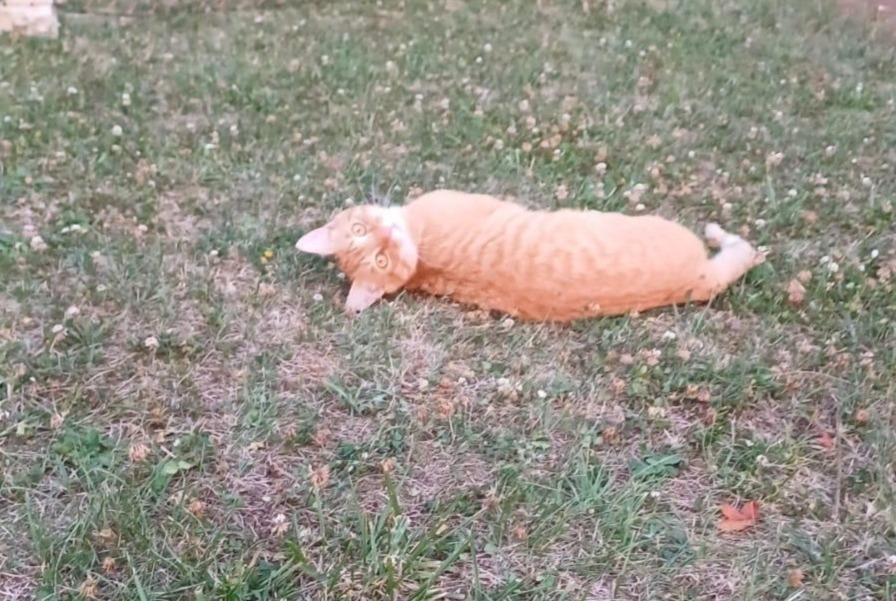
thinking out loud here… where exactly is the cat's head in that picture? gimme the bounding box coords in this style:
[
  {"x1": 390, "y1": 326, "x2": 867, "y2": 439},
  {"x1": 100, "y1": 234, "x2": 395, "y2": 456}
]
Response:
[{"x1": 295, "y1": 205, "x2": 418, "y2": 313}]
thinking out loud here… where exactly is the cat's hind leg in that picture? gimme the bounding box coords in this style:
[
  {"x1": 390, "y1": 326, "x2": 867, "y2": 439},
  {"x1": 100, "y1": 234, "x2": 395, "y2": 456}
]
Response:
[{"x1": 691, "y1": 223, "x2": 764, "y2": 301}]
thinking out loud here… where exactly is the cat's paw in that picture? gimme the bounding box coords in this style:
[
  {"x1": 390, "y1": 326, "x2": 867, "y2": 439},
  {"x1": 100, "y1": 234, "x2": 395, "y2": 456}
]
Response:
[
  {"x1": 704, "y1": 223, "x2": 728, "y2": 247},
  {"x1": 750, "y1": 245, "x2": 768, "y2": 268}
]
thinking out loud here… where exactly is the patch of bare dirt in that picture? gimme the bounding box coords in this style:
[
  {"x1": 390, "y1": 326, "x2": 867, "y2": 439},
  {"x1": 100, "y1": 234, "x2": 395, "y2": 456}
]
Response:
[
  {"x1": 407, "y1": 441, "x2": 493, "y2": 500},
  {"x1": 156, "y1": 188, "x2": 209, "y2": 240}
]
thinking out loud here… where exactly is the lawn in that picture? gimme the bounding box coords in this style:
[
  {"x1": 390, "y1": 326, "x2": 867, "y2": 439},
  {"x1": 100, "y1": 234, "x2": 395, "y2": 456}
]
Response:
[{"x1": 1, "y1": 0, "x2": 895, "y2": 599}]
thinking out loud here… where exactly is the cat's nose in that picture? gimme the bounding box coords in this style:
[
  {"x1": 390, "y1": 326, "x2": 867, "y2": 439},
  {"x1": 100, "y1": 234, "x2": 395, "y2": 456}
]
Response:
[{"x1": 374, "y1": 224, "x2": 395, "y2": 240}]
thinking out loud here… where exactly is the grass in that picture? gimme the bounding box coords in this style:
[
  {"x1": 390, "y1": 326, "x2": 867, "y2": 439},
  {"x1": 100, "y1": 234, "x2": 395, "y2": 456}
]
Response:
[{"x1": 1, "y1": 0, "x2": 895, "y2": 598}]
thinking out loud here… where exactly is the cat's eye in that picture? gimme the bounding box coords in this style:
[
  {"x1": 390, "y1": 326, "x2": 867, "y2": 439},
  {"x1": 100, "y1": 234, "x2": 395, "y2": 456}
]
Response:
[
  {"x1": 374, "y1": 253, "x2": 389, "y2": 269},
  {"x1": 351, "y1": 223, "x2": 367, "y2": 236}
]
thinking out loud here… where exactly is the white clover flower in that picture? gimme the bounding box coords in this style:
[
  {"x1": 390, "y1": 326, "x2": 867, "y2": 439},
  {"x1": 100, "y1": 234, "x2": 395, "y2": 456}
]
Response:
[{"x1": 30, "y1": 235, "x2": 47, "y2": 252}]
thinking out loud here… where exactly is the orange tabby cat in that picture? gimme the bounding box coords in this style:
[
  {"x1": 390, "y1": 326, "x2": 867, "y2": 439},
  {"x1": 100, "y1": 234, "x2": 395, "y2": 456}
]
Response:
[{"x1": 295, "y1": 189, "x2": 764, "y2": 321}]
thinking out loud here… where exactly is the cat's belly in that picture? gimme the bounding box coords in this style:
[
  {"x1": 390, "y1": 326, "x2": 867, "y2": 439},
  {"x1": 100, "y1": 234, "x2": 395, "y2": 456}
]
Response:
[
  {"x1": 406, "y1": 268, "x2": 704, "y2": 321},
  {"x1": 405, "y1": 207, "x2": 710, "y2": 321}
]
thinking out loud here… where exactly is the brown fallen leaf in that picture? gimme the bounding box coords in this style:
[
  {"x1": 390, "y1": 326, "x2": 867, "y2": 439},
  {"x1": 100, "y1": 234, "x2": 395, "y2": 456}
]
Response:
[
  {"x1": 786, "y1": 279, "x2": 806, "y2": 305},
  {"x1": 787, "y1": 568, "x2": 805, "y2": 588},
  {"x1": 717, "y1": 500, "x2": 760, "y2": 532},
  {"x1": 187, "y1": 499, "x2": 206, "y2": 517}
]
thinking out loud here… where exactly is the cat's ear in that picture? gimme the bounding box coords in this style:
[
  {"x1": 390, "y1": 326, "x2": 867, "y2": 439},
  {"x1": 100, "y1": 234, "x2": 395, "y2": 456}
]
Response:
[
  {"x1": 345, "y1": 280, "x2": 385, "y2": 313},
  {"x1": 295, "y1": 226, "x2": 335, "y2": 255}
]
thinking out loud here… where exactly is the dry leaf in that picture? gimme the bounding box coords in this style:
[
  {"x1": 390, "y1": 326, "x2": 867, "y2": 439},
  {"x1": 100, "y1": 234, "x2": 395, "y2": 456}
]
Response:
[
  {"x1": 270, "y1": 513, "x2": 288, "y2": 537},
  {"x1": 128, "y1": 441, "x2": 150, "y2": 463},
  {"x1": 101, "y1": 557, "x2": 117, "y2": 574},
  {"x1": 720, "y1": 503, "x2": 744, "y2": 521},
  {"x1": 610, "y1": 377, "x2": 626, "y2": 395},
  {"x1": 601, "y1": 426, "x2": 619, "y2": 443},
  {"x1": 739, "y1": 500, "x2": 760, "y2": 521},
  {"x1": 309, "y1": 464, "x2": 330, "y2": 490},
  {"x1": 94, "y1": 527, "x2": 117, "y2": 544},
  {"x1": 717, "y1": 500, "x2": 760, "y2": 532},
  {"x1": 278, "y1": 422, "x2": 298, "y2": 440},
  {"x1": 78, "y1": 574, "x2": 99, "y2": 600},
  {"x1": 49, "y1": 411, "x2": 66, "y2": 430},
  {"x1": 437, "y1": 397, "x2": 456, "y2": 418},
  {"x1": 187, "y1": 500, "x2": 206, "y2": 517},
  {"x1": 718, "y1": 518, "x2": 755, "y2": 533},
  {"x1": 786, "y1": 279, "x2": 806, "y2": 305},
  {"x1": 312, "y1": 427, "x2": 332, "y2": 447},
  {"x1": 787, "y1": 568, "x2": 805, "y2": 588},
  {"x1": 482, "y1": 490, "x2": 500, "y2": 511},
  {"x1": 685, "y1": 384, "x2": 711, "y2": 402}
]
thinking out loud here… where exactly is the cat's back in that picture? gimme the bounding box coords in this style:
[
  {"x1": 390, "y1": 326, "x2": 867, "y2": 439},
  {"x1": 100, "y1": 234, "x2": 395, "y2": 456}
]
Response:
[
  {"x1": 402, "y1": 189, "x2": 523, "y2": 243},
  {"x1": 519, "y1": 207, "x2": 708, "y2": 277},
  {"x1": 404, "y1": 189, "x2": 515, "y2": 223}
]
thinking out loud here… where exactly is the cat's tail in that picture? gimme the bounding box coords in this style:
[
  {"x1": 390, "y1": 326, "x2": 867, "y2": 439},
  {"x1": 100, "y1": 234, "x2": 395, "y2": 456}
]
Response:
[{"x1": 693, "y1": 223, "x2": 764, "y2": 301}]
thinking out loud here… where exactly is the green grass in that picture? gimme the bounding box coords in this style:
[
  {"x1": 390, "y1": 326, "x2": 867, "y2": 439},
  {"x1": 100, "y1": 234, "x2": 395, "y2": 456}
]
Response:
[{"x1": 2, "y1": 0, "x2": 896, "y2": 599}]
